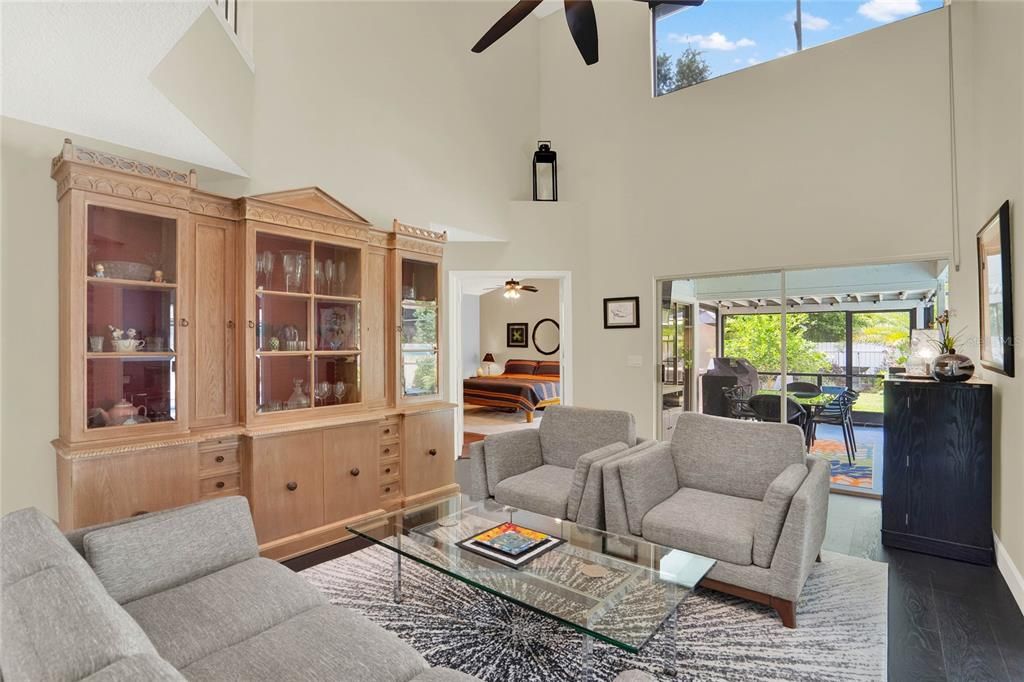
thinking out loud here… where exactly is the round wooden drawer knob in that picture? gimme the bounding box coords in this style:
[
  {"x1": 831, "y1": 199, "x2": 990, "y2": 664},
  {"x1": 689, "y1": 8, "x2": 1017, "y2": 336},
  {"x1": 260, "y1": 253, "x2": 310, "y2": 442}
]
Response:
[
  {"x1": 215, "y1": 455, "x2": 225, "y2": 463},
  {"x1": 215, "y1": 481, "x2": 225, "y2": 489},
  {"x1": 286, "y1": 481, "x2": 298, "y2": 491},
  {"x1": 383, "y1": 428, "x2": 392, "y2": 434},
  {"x1": 384, "y1": 467, "x2": 392, "y2": 474},
  {"x1": 384, "y1": 486, "x2": 392, "y2": 493},
  {"x1": 350, "y1": 468, "x2": 360, "y2": 476},
  {"x1": 428, "y1": 449, "x2": 438, "y2": 456}
]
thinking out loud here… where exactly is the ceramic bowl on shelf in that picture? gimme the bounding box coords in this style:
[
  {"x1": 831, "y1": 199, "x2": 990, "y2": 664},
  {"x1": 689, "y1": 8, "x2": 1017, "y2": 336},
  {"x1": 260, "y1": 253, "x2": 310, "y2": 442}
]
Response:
[{"x1": 102, "y1": 261, "x2": 154, "y2": 281}]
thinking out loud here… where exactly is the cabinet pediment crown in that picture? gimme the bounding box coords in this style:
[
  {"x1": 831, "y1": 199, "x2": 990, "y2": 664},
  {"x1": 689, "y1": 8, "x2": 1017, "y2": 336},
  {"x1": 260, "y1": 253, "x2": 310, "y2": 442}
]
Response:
[{"x1": 250, "y1": 187, "x2": 371, "y2": 225}]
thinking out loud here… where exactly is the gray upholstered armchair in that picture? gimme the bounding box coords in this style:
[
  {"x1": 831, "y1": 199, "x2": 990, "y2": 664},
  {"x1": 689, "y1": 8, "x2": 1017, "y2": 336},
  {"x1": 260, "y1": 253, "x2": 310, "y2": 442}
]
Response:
[
  {"x1": 469, "y1": 406, "x2": 649, "y2": 528},
  {"x1": 604, "y1": 412, "x2": 829, "y2": 628}
]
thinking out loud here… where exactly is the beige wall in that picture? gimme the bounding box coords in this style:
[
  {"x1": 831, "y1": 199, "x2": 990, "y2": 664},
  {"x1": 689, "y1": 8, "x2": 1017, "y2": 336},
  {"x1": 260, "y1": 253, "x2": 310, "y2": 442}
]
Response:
[
  {"x1": 947, "y1": 0, "x2": 1024, "y2": 596},
  {"x1": 479, "y1": 279, "x2": 560, "y2": 367}
]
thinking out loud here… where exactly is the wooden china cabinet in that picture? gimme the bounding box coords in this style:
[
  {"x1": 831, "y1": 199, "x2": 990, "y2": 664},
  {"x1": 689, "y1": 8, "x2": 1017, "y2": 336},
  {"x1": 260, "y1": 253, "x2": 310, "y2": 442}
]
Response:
[{"x1": 51, "y1": 140, "x2": 457, "y2": 559}]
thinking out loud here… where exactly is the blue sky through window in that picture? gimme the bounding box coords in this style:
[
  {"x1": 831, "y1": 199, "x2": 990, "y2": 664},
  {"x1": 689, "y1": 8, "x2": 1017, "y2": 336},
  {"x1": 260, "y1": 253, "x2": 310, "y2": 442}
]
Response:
[{"x1": 654, "y1": 0, "x2": 944, "y2": 94}]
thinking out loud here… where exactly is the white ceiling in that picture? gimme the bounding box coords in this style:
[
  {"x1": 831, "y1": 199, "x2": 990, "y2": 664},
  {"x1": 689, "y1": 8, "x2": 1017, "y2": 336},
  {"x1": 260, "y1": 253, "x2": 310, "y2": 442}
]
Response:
[{"x1": 1, "y1": 1, "x2": 246, "y2": 176}]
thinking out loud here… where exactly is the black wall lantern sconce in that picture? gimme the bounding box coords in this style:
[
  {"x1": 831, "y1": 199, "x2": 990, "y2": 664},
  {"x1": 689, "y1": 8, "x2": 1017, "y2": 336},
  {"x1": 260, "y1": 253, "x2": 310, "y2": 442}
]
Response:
[{"x1": 532, "y1": 141, "x2": 557, "y2": 202}]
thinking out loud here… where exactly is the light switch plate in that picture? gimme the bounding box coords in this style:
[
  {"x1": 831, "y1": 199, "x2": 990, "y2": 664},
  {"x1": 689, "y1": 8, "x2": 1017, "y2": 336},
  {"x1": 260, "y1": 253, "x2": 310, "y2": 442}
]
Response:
[{"x1": 627, "y1": 355, "x2": 642, "y2": 367}]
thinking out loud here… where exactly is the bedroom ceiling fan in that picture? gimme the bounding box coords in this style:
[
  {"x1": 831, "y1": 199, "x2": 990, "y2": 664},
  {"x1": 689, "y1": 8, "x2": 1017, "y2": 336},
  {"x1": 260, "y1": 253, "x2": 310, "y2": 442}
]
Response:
[
  {"x1": 484, "y1": 279, "x2": 540, "y2": 300},
  {"x1": 471, "y1": 0, "x2": 705, "y2": 66}
]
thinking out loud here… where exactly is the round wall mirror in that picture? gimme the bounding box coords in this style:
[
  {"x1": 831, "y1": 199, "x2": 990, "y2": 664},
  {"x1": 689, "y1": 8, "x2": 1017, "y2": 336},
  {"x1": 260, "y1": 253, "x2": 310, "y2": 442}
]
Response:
[{"x1": 532, "y1": 318, "x2": 560, "y2": 356}]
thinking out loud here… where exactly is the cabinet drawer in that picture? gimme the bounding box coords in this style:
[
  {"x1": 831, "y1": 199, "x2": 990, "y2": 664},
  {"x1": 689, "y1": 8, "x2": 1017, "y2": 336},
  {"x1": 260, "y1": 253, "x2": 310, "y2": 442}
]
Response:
[
  {"x1": 379, "y1": 442, "x2": 399, "y2": 459},
  {"x1": 380, "y1": 458, "x2": 400, "y2": 483},
  {"x1": 199, "y1": 447, "x2": 239, "y2": 473},
  {"x1": 200, "y1": 473, "x2": 240, "y2": 497},
  {"x1": 379, "y1": 422, "x2": 400, "y2": 442},
  {"x1": 380, "y1": 482, "x2": 401, "y2": 499}
]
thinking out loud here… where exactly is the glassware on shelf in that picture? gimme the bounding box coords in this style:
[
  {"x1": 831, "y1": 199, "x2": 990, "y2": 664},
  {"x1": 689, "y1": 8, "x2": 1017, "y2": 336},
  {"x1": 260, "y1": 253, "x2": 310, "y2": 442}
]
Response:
[
  {"x1": 281, "y1": 250, "x2": 308, "y2": 293},
  {"x1": 314, "y1": 260, "x2": 325, "y2": 294},
  {"x1": 333, "y1": 381, "x2": 347, "y2": 404},
  {"x1": 315, "y1": 381, "x2": 330, "y2": 406},
  {"x1": 257, "y1": 251, "x2": 275, "y2": 290},
  {"x1": 286, "y1": 378, "x2": 310, "y2": 409},
  {"x1": 324, "y1": 259, "x2": 335, "y2": 296}
]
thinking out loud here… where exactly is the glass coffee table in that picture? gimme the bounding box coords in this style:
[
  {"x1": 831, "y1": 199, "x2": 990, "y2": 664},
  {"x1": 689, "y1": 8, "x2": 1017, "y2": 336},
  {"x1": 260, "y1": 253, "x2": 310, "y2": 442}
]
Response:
[{"x1": 347, "y1": 496, "x2": 715, "y2": 680}]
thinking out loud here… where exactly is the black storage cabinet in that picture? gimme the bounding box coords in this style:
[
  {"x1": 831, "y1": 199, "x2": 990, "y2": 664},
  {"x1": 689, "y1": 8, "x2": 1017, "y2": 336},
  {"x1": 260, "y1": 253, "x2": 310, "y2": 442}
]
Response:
[{"x1": 882, "y1": 379, "x2": 993, "y2": 564}]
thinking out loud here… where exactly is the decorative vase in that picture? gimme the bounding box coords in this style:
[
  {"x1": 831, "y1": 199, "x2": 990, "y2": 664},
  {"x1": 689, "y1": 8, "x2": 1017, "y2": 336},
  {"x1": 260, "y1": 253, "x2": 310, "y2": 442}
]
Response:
[{"x1": 931, "y1": 350, "x2": 975, "y2": 382}]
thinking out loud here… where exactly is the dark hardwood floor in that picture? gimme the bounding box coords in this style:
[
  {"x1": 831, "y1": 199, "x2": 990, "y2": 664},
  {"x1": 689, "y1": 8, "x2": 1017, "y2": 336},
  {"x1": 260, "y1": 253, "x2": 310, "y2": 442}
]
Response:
[{"x1": 286, "y1": 460, "x2": 1024, "y2": 681}]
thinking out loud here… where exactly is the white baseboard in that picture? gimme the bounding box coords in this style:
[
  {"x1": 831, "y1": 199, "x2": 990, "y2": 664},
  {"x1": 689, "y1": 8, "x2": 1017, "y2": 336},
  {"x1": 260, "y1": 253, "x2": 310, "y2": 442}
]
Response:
[{"x1": 994, "y1": 531, "x2": 1024, "y2": 615}]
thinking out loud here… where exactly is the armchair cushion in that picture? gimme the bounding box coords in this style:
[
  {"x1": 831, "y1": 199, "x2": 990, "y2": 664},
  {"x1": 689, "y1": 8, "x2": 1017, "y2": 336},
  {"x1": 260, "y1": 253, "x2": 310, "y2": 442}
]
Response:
[
  {"x1": 565, "y1": 441, "x2": 629, "y2": 522},
  {"x1": 671, "y1": 412, "x2": 805, "y2": 501},
  {"x1": 482, "y1": 429, "x2": 544, "y2": 496},
  {"x1": 494, "y1": 464, "x2": 575, "y2": 519},
  {"x1": 83, "y1": 496, "x2": 258, "y2": 604},
  {"x1": 618, "y1": 442, "x2": 678, "y2": 536},
  {"x1": 539, "y1": 406, "x2": 637, "y2": 469},
  {"x1": 642, "y1": 489, "x2": 760, "y2": 566},
  {"x1": 752, "y1": 462, "x2": 809, "y2": 568}
]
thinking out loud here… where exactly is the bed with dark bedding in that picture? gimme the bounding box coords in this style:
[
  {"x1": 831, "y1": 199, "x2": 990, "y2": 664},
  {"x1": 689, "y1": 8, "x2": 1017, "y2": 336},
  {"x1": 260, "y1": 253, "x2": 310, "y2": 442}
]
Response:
[{"x1": 463, "y1": 359, "x2": 561, "y2": 422}]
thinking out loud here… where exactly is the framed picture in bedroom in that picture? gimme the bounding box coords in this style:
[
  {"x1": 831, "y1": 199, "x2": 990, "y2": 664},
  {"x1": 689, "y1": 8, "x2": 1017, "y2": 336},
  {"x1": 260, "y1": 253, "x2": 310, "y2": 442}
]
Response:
[
  {"x1": 603, "y1": 297, "x2": 640, "y2": 329},
  {"x1": 507, "y1": 322, "x2": 529, "y2": 348},
  {"x1": 977, "y1": 200, "x2": 1015, "y2": 376}
]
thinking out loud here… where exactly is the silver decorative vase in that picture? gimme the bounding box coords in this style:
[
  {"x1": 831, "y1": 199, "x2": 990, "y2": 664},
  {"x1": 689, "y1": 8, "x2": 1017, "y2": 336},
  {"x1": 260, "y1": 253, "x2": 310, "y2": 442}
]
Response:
[{"x1": 931, "y1": 351, "x2": 974, "y2": 382}]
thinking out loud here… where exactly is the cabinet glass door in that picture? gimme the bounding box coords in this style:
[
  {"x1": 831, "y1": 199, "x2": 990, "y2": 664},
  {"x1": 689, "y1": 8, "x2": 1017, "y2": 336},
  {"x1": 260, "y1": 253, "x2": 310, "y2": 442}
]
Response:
[
  {"x1": 85, "y1": 204, "x2": 180, "y2": 429},
  {"x1": 400, "y1": 258, "x2": 439, "y2": 398}
]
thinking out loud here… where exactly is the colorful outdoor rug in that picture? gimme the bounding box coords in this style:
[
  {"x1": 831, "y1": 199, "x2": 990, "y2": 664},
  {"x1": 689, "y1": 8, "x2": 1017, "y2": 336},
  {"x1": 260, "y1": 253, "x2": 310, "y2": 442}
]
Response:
[{"x1": 811, "y1": 438, "x2": 875, "y2": 489}]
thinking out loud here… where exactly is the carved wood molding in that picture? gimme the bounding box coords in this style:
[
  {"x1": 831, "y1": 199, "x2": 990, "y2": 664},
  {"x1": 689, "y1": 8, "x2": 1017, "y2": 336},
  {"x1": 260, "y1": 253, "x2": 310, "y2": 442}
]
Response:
[
  {"x1": 367, "y1": 229, "x2": 390, "y2": 247},
  {"x1": 190, "y1": 193, "x2": 241, "y2": 219},
  {"x1": 61, "y1": 169, "x2": 193, "y2": 209},
  {"x1": 243, "y1": 201, "x2": 370, "y2": 241},
  {"x1": 53, "y1": 436, "x2": 198, "y2": 460},
  {"x1": 52, "y1": 140, "x2": 194, "y2": 187},
  {"x1": 391, "y1": 235, "x2": 444, "y2": 256},
  {"x1": 393, "y1": 219, "x2": 448, "y2": 243}
]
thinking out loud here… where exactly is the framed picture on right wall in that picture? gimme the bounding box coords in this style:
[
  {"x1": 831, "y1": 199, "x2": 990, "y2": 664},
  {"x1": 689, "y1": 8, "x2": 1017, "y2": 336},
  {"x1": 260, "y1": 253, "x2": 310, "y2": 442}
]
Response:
[{"x1": 977, "y1": 200, "x2": 1015, "y2": 377}]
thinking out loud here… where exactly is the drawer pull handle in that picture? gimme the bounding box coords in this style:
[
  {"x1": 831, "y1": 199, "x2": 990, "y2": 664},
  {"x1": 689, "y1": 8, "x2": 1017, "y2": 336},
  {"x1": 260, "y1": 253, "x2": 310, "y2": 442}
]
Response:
[
  {"x1": 385, "y1": 467, "x2": 391, "y2": 474},
  {"x1": 227, "y1": 320, "x2": 235, "y2": 329},
  {"x1": 384, "y1": 486, "x2": 392, "y2": 493},
  {"x1": 248, "y1": 320, "x2": 255, "y2": 329},
  {"x1": 180, "y1": 318, "x2": 190, "y2": 327},
  {"x1": 383, "y1": 447, "x2": 391, "y2": 455},
  {"x1": 215, "y1": 455, "x2": 225, "y2": 463},
  {"x1": 428, "y1": 449, "x2": 438, "y2": 456},
  {"x1": 383, "y1": 427, "x2": 391, "y2": 434},
  {"x1": 286, "y1": 481, "x2": 298, "y2": 491},
  {"x1": 350, "y1": 467, "x2": 360, "y2": 476},
  {"x1": 215, "y1": 481, "x2": 225, "y2": 489}
]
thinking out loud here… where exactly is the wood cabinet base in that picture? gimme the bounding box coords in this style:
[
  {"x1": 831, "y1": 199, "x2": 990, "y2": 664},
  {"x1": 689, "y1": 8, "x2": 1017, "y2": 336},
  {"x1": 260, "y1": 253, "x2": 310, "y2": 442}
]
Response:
[{"x1": 881, "y1": 529, "x2": 994, "y2": 565}]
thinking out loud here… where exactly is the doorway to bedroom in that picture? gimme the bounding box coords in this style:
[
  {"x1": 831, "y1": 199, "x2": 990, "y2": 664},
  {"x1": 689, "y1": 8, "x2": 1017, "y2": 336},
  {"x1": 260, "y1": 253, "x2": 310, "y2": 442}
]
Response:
[{"x1": 448, "y1": 271, "x2": 573, "y2": 456}]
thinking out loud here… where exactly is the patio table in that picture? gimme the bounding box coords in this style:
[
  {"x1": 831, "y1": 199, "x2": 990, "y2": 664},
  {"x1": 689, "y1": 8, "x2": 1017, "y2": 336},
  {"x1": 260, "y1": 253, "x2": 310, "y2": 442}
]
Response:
[{"x1": 755, "y1": 389, "x2": 841, "y2": 447}]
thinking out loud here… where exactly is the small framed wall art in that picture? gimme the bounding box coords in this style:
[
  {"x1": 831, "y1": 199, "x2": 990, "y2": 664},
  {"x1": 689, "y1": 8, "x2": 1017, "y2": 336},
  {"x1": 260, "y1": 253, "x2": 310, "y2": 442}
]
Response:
[
  {"x1": 977, "y1": 200, "x2": 1015, "y2": 376},
  {"x1": 507, "y1": 322, "x2": 529, "y2": 348},
  {"x1": 603, "y1": 297, "x2": 640, "y2": 329}
]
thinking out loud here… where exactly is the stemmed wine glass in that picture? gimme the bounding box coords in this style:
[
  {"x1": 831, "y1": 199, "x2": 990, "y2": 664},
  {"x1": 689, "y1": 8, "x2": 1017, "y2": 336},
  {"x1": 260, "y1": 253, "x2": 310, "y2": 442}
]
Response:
[
  {"x1": 324, "y1": 259, "x2": 335, "y2": 296},
  {"x1": 257, "y1": 251, "x2": 275, "y2": 289},
  {"x1": 314, "y1": 381, "x2": 330, "y2": 407},
  {"x1": 333, "y1": 381, "x2": 346, "y2": 405},
  {"x1": 314, "y1": 260, "x2": 325, "y2": 294}
]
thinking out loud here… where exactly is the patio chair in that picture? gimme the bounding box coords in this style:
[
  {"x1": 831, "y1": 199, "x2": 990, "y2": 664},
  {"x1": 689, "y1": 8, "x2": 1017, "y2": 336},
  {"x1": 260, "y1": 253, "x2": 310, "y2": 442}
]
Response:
[
  {"x1": 748, "y1": 394, "x2": 807, "y2": 431},
  {"x1": 786, "y1": 381, "x2": 821, "y2": 397},
  {"x1": 722, "y1": 385, "x2": 758, "y2": 420},
  {"x1": 815, "y1": 388, "x2": 856, "y2": 465}
]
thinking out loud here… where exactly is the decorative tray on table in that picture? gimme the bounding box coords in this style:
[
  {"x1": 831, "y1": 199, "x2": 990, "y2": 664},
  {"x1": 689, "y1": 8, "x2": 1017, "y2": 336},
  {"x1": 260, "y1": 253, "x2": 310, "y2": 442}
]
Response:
[{"x1": 457, "y1": 522, "x2": 564, "y2": 569}]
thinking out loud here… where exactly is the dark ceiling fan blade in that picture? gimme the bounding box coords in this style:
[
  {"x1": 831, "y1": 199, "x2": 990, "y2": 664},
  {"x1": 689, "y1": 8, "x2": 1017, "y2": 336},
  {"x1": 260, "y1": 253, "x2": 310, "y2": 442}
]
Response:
[
  {"x1": 520, "y1": 286, "x2": 540, "y2": 293},
  {"x1": 472, "y1": 1, "x2": 544, "y2": 53},
  {"x1": 563, "y1": 0, "x2": 598, "y2": 65}
]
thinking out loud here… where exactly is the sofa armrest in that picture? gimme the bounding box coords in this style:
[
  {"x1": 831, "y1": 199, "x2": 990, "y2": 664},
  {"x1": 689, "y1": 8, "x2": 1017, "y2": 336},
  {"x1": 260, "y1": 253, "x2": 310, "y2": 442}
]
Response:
[
  {"x1": 617, "y1": 442, "x2": 680, "y2": 536},
  {"x1": 752, "y1": 462, "x2": 808, "y2": 568},
  {"x1": 574, "y1": 441, "x2": 656, "y2": 529},
  {"x1": 768, "y1": 457, "x2": 830, "y2": 601},
  {"x1": 82, "y1": 496, "x2": 258, "y2": 604},
  {"x1": 565, "y1": 442, "x2": 628, "y2": 523},
  {"x1": 468, "y1": 440, "x2": 489, "y2": 500},
  {"x1": 482, "y1": 429, "x2": 544, "y2": 496}
]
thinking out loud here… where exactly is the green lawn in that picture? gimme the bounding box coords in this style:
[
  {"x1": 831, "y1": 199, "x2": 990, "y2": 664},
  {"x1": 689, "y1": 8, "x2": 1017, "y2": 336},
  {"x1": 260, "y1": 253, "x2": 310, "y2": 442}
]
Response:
[{"x1": 854, "y1": 392, "x2": 884, "y2": 413}]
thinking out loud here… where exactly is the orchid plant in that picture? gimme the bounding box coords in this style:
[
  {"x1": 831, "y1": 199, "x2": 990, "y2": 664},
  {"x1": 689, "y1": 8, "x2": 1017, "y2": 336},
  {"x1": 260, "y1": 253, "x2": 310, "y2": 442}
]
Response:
[{"x1": 931, "y1": 310, "x2": 964, "y2": 355}]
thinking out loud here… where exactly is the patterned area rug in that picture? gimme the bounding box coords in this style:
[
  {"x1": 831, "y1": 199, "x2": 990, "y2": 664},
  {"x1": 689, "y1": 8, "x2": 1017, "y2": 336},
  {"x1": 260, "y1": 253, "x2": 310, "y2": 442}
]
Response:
[
  {"x1": 811, "y1": 438, "x2": 875, "y2": 488},
  {"x1": 301, "y1": 546, "x2": 887, "y2": 681}
]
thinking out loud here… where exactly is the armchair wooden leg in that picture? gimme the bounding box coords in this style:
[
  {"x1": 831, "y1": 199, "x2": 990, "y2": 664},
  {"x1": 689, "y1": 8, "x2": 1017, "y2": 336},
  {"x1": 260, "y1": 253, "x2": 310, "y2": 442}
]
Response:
[
  {"x1": 770, "y1": 598, "x2": 797, "y2": 628},
  {"x1": 525, "y1": 411, "x2": 534, "y2": 423}
]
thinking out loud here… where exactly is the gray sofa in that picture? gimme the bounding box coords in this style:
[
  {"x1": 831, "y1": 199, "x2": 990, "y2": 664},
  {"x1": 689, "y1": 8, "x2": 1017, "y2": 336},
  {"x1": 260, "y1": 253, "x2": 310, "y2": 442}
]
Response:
[
  {"x1": 469, "y1": 405, "x2": 649, "y2": 528},
  {"x1": 0, "y1": 496, "x2": 478, "y2": 681},
  {"x1": 604, "y1": 412, "x2": 830, "y2": 628}
]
